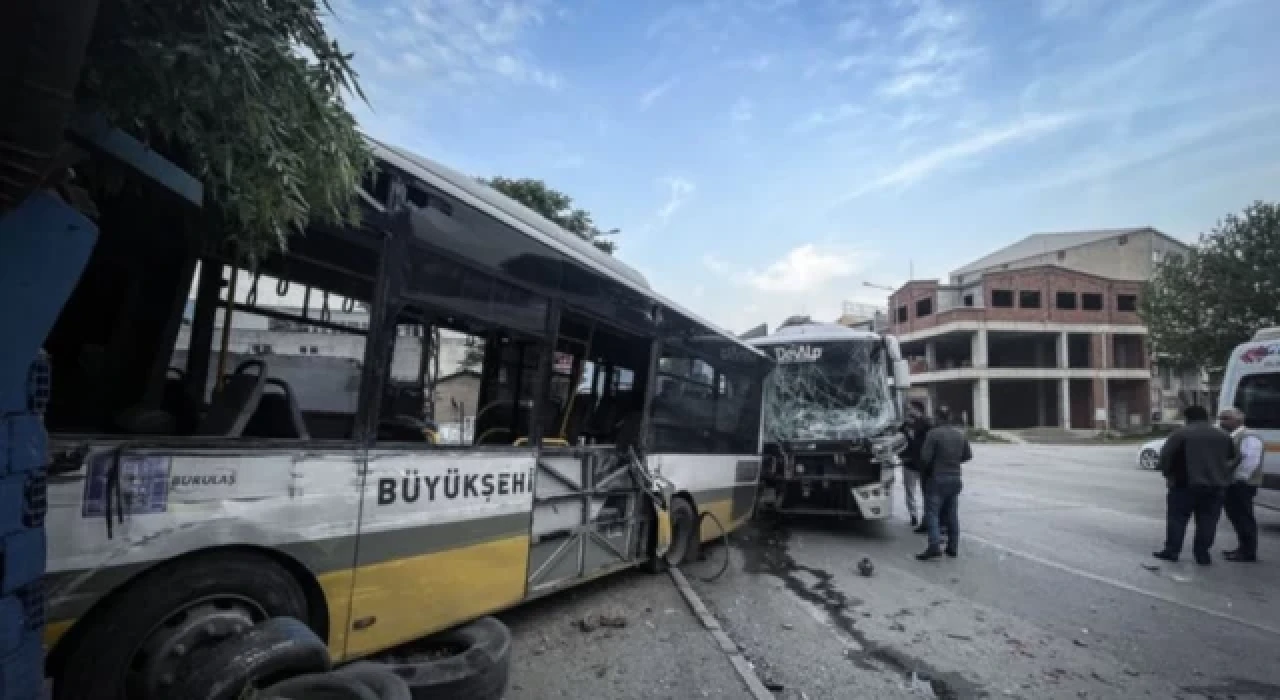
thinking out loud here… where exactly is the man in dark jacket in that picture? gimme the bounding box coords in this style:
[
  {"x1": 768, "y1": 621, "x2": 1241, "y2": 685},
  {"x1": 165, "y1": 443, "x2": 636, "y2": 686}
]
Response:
[
  {"x1": 900, "y1": 401, "x2": 933, "y2": 529},
  {"x1": 916, "y1": 407, "x2": 972, "y2": 560},
  {"x1": 1154, "y1": 405, "x2": 1237, "y2": 566}
]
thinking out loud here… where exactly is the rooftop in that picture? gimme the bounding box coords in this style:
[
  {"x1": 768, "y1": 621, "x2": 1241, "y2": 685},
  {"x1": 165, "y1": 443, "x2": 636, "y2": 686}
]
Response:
[{"x1": 952, "y1": 227, "x2": 1170, "y2": 277}]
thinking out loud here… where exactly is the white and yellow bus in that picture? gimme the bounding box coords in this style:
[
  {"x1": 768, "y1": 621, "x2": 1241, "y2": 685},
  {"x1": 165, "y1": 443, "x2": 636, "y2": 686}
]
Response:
[{"x1": 39, "y1": 138, "x2": 773, "y2": 699}]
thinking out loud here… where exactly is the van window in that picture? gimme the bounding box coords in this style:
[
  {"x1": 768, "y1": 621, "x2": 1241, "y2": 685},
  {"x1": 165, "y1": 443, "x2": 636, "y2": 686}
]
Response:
[{"x1": 1236, "y1": 373, "x2": 1280, "y2": 430}]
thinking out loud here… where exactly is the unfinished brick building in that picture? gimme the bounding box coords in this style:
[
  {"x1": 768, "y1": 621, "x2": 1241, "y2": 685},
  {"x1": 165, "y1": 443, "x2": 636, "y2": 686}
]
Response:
[{"x1": 888, "y1": 227, "x2": 1197, "y2": 433}]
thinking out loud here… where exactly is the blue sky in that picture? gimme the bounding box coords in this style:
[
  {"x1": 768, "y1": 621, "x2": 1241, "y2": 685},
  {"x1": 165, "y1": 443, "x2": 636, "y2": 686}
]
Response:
[{"x1": 325, "y1": 0, "x2": 1280, "y2": 333}]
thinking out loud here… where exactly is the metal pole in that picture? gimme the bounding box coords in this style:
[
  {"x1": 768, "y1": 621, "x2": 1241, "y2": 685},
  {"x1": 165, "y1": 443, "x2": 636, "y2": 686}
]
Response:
[{"x1": 214, "y1": 266, "x2": 238, "y2": 392}]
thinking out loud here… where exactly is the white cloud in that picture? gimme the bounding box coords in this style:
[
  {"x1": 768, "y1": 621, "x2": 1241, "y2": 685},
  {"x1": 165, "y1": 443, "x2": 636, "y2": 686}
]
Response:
[
  {"x1": 745, "y1": 244, "x2": 863, "y2": 293},
  {"x1": 657, "y1": 177, "x2": 695, "y2": 220},
  {"x1": 872, "y1": 0, "x2": 983, "y2": 101},
  {"x1": 1014, "y1": 103, "x2": 1280, "y2": 194},
  {"x1": 837, "y1": 113, "x2": 1080, "y2": 201},
  {"x1": 791, "y1": 103, "x2": 862, "y2": 133},
  {"x1": 640, "y1": 78, "x2": 679, "y2": 109},
  {"x1": 697, "y1": 244, "x2": 883, "y2": 331},
  {"x1": 326, "y1": 0, "x2": 561, "y2": 91},
  {"x1": 730, "y1": 98, "x2": 754, "y2": 123}
]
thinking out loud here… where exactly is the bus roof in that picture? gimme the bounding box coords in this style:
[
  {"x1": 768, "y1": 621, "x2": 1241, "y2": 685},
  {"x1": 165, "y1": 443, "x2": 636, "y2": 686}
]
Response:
[
  {"x1": 747, "y1": 321, "x2": 882, "y2": 347},
  {"x1": 366, "y1": 137, "x2": 769, "y2": 361}
]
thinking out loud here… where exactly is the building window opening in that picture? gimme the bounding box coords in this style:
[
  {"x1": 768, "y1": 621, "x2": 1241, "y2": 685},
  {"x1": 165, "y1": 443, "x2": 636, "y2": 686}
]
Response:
[
  {"x1": 1117, "y1": 294, "x2": 1138, "y2": 312},
  {"x1": 915, "y1": 298, "x2": 933, "y2": 317},
  {"x1": 1019, "y1": 290, "x2": 1041, "y2": 309},
  {"x1": 1055, "y1": 291, "x2": 1077, "y2": 309},
  {"x1": 1081, "y1": 293, "x2": 1104, "y2": 311},
  {"x1": 992, "y1": 289, "x2": 1014, "y2": 308}
]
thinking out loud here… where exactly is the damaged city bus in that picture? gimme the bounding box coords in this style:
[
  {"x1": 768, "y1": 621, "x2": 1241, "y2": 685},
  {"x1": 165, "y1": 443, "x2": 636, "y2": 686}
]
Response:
[
  {"x1": 38, "y1": 137, "x2": 772, "y2": 700},
  {"x1": 748, "y1": 317, "x2": 910, "y2": 518}
]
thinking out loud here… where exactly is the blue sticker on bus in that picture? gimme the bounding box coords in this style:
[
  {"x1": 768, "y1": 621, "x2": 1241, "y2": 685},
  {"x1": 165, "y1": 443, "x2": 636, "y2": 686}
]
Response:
[{"x1": 82, "y1": 454, "x2": 171, "y2": 518}]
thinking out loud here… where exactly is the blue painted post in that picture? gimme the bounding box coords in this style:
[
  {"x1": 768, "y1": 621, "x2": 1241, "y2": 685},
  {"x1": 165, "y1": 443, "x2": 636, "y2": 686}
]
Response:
[{"x1": 0, "y1": 192, "x2": 98, "y2": 700}]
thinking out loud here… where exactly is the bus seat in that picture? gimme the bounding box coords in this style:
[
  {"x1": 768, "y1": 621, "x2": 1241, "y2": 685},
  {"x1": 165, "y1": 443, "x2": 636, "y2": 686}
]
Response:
[
  {"x1": 197, "y1": 360, "x2": 267, "y2": 437},
  {"x1": 243, "y1": 378, "x2": 311, "y2": 440}
]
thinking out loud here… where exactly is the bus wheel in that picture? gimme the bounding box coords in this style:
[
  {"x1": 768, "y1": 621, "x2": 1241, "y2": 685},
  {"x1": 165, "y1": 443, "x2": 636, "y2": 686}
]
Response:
[
  {"x1": 54, "y1": 551, "x2": 311, "y2": 700},
  {"x1": 664, "y1": 497, "x2": 699, "y2": 568}
]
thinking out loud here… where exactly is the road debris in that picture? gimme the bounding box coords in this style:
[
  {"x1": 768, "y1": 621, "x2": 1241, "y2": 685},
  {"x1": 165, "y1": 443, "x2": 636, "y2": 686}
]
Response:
[{"x1": 857, "y1": 557, "x2": 874, "y2": 577}]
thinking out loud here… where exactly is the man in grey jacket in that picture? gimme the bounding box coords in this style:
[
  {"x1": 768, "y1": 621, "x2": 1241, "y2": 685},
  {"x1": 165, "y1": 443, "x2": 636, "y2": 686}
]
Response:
[
  {"x1": 916, "y1": 407, "x2": 972, "y2": 561},
  {"x1": 1154, "y1": 405, "x2": 1237, "y2": 566}
]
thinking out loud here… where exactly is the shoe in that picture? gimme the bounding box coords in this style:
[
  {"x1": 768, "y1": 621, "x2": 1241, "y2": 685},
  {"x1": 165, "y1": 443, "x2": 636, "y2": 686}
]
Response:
[
  {"x1": 913, "y1": 525, "x2": 928, "y2": 534},
  {"x1": 1224, "y1": 551, "x2": 1257, "y2": 562},
  {"x1": 1152, "y1": 551, "x2": 1178, "y2": 562},
  {"x1": 1194, "y1": 552, "x2": 1211, "y2": 566},
  {"x1": 910, "y1": 515, "x2": 919, "y2": 527},
  {"x1": 916, "y1": 547, "x2": 942, "y2": 561},
  {"x1": 945, "y1": 549, "x2": 957, "y2": 558}
]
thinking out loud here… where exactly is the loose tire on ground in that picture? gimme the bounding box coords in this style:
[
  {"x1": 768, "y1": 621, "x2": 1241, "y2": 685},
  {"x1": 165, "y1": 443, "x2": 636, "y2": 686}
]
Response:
[
  {"x1": 169, "y1": 617, "x2": 331, "y2": 700},
  {"x1": 52, "y1": 550, "x2": 313, "y2": 700},
  {"x1": 258, "y1": 673, "x2": 382, "y2": 700},
  {"x1": 332, "y1": 662, "x2": 414, "y2": 700},
  {"x1": 259, "y1": 662, "x2": 412, "y2": 700},
  {"x1": 376, "y1": 616, "x2": 511, "y2": 700}
]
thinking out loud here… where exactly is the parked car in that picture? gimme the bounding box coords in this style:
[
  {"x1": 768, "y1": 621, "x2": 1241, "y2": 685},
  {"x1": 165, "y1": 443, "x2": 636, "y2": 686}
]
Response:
[{"x1": 1137, "y1": 439, "x2": 1165, "y2": 470}]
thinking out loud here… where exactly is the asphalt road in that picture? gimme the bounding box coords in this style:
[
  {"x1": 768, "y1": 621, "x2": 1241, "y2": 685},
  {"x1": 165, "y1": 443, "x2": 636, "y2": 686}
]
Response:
[
  {"x1": 501, "y1": 444, "x2": 1280, "y2": 699},
  {"x1": 686, "y1": 443, "x2": 1280, "y2": 699}
]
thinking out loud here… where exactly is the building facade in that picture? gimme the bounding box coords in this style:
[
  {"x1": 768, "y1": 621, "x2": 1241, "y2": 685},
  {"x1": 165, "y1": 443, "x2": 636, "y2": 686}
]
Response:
[{"x1": 888, "y1": 227, "x2": 1201, "y2": 432}]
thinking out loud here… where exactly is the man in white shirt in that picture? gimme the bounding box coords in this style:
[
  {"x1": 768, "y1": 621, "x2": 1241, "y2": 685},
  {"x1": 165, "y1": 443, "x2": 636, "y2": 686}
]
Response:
[{"x1": 1218, "y1": 408, "x2": 1264, "y2": 562}]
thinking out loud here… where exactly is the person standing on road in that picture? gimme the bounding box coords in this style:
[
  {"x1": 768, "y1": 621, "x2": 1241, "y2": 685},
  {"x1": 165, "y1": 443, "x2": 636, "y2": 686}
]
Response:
[
  {"x1": 916, "y1": 406, "x2": 971, "y2": 561},
  {"x1": 900, "y1": 400, "x2": 933, "y2": 530},
  {"x1": 1218, "y1": 407, "x2": 1264, "y2": 562},
  {"x1": 1154, "y1": 405, "x2": 1237, "y2": 566}
]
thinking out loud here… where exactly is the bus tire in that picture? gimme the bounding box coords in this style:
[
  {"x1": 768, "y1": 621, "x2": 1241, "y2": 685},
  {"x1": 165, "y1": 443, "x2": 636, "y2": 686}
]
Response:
[
  {"x1": 379, "y1": 616, "x2": 511, "y2": 700},
  {"x1": 169, "y1": 616, "x2": 331, "y2": 700},
  {"x1": 260, "y1": 663, "x2": 411, "y2": 700},
  {"x1": 53, "y1": 550, "x2": 313, "y2": 700},
  {"x1": 666, "y1": 497, "x2": 699, "y2": 568}
]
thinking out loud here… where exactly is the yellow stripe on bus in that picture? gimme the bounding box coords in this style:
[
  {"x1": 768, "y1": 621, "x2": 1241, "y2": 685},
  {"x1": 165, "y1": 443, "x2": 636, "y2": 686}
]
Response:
[
  {"x1": 340, "y1": 533, "x2": 529, "y2": 660},
  {"x1": 698, "y1": 498, "x2": 745, "y2": 543}
]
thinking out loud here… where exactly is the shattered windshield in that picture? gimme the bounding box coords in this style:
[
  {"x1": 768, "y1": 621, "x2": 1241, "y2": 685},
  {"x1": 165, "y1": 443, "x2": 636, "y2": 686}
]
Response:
[{"x1": 761, "y1": 339, "x2": 895, "y2": 442}]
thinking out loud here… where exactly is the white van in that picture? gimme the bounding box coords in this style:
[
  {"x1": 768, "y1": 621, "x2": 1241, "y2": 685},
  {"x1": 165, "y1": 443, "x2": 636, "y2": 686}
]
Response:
[{"x1": 1218, "y1": 327, "x2": 1280, "y2": 507}]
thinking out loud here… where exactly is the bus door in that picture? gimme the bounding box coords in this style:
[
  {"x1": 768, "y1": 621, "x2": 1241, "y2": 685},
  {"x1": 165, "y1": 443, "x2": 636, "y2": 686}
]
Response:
[{"x1": 525, "y1": 313, "x2": 653, "y2": 596}]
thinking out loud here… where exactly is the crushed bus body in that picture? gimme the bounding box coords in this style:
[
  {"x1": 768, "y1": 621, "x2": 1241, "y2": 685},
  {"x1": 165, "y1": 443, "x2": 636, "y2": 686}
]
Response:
[
  {"x1": 748, "y1": 318, "x2": 910, "y2": 518},
  {"x1": 37, "y1": 136, "x2": 774, "y2": 700}
]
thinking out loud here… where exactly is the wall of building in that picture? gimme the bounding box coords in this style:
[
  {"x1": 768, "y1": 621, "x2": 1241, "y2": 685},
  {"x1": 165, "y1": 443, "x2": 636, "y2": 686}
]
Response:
[
  {"x1": 889, "y1": 267, "x2": 1145, "y2": 337},
  {"x1": 948, "y1": 230, "x2": 1187, "y2": 283}
]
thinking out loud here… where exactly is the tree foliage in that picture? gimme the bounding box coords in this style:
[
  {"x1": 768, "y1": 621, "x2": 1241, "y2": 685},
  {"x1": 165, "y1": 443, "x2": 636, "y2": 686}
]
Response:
[
  {"x1": 1141, "y1": 200, "x2": 1280, "y2": 369},
  {"x1": 481, "y1": 177, "x2": 618, "y2": 254},
  {"x1": 81, "y1": 0, "x2": 372, "y2": 261}
]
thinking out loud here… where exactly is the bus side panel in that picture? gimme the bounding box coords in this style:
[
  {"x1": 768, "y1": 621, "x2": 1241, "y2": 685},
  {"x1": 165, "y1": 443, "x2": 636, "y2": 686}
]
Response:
[
  {"x1": 344, "y1": 450, "x2": 535, "y2": 659},
  {"x1": 44, "y1": 448, "x2": 364, "y2": 656},
  {"x1": 650, "y1": 453, "x2": 760, "y2": 542}
]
